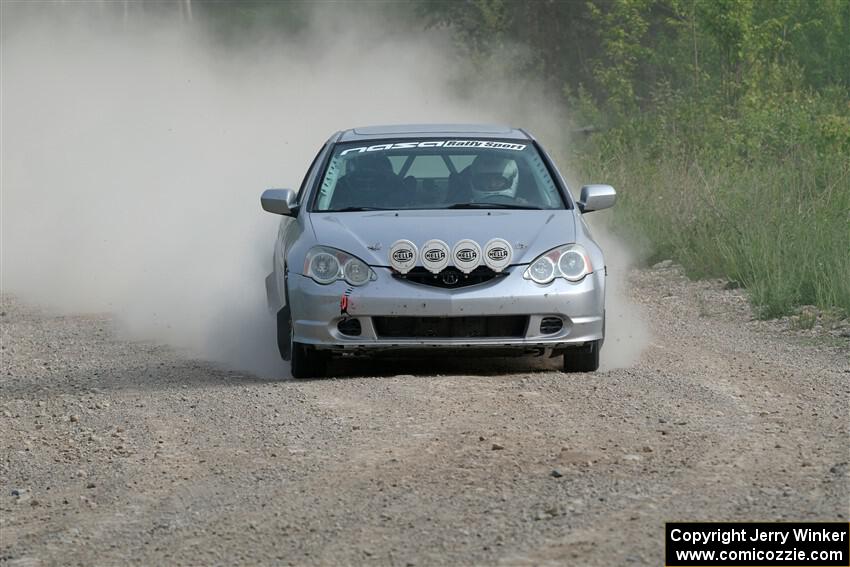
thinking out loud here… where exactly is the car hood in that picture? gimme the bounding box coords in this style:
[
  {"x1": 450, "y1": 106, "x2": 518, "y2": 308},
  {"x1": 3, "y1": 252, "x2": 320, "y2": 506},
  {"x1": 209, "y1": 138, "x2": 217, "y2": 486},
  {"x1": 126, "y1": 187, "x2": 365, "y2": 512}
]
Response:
[{"x1": 308, "y1": 209, "x2": 577, "y2": 266}]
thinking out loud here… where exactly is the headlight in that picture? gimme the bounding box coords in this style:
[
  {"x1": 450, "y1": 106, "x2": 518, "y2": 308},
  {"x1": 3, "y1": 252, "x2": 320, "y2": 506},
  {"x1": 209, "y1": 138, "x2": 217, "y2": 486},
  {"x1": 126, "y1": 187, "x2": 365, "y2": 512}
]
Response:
[
  {"x1": 527, "y1": 255, "x2": 556, "y2": 284},
  {"x1": 343, "y1": 256, "x2": 371, "y2": 286},
  {"x1": 523, "y1": 244, "x2": 592, "y2": 284},
  {"x1": 558, "y1": 249, "x2": 586, "y2": 279},
  {"x1": 309, "y1": 251, "x2": 340, "y2": 284},
  {"x1": 304, "y1": 247, "x2": 375, "y2": 286}
]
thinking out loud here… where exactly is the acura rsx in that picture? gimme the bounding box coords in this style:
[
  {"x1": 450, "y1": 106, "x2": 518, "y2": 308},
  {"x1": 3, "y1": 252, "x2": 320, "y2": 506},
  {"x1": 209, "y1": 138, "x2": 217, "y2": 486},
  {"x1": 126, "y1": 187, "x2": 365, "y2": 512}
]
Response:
[{"x1": 261, "y1": 124, "x2": 616, "y2": 378}]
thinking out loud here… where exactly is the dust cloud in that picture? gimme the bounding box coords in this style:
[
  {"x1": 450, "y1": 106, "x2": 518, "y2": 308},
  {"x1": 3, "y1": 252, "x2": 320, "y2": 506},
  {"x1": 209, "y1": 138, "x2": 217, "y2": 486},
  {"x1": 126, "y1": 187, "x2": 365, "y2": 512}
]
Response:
[
  {"x1": 2, "y1": 4, "x2": 647, "y2": 377},
  {"x1": 590, "y1": 224, "x2": 651, "y2": 371}
]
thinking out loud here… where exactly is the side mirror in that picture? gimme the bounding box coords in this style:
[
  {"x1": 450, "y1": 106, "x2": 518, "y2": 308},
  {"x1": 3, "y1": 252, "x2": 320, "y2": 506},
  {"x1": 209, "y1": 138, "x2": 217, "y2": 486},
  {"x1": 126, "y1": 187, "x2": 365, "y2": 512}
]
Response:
[
  {"x1": 578, "y1": 184, "x2": 616, "y2": 213},
  {"x1": 261, "y1": 189, "x2": 298, "y2": 216}
]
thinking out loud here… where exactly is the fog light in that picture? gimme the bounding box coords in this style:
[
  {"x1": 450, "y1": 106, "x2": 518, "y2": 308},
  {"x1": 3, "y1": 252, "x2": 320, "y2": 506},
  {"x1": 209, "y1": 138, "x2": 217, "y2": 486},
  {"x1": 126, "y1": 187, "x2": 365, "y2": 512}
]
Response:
[
  {"x1": 540, "y1": 317, "x2": 563, "y2": 334},
  {"x1": 337, "y1": 318, "x2": 362, "y2": 336}
]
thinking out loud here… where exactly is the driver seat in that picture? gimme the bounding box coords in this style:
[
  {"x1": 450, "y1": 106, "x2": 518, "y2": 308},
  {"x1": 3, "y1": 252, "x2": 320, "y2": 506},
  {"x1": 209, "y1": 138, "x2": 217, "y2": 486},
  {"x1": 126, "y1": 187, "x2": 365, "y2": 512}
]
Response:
[{"x1": 329, "y1": 154, "x2": 405, "y2": 210}]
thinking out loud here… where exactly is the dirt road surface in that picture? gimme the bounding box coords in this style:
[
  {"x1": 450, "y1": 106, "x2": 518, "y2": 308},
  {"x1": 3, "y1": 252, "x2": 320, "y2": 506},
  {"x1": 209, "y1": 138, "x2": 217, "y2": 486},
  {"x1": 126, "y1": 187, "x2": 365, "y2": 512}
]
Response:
[{"x1": 2, "y1": 266, "x2": 848, "y2": 566}]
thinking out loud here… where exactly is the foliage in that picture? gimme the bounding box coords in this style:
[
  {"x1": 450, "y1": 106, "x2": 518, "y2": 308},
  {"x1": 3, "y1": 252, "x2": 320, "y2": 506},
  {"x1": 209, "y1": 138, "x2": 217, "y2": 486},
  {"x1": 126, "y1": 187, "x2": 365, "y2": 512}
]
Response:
[
  {"x1": 190, "y1": 0, "x2": 849, "y2": 316},
  {"x1": 427, "y1": 0, "x2": 850, "y2": 317}
]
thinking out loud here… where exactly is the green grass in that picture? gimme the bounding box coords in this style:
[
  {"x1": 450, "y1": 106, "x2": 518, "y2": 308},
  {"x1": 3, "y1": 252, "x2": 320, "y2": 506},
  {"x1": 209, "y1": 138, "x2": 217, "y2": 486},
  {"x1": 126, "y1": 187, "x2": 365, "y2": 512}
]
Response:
[{"x1": 575, "y1": 143, "x2": 850, "y2": 319}]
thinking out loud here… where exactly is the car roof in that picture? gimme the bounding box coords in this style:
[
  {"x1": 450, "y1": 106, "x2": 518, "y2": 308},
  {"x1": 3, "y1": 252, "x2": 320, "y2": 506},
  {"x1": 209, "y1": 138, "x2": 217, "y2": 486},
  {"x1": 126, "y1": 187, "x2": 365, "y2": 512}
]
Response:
[{"x1": 337, "y1": 123, "x2": 532, "y2": 142}]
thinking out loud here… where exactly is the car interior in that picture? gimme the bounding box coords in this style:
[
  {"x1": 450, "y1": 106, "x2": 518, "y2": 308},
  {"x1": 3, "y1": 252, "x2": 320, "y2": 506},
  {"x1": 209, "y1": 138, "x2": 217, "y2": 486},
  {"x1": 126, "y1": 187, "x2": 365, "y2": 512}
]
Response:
[{"x1": 324, "y1": 151, "x2": 561, "y2": 210}]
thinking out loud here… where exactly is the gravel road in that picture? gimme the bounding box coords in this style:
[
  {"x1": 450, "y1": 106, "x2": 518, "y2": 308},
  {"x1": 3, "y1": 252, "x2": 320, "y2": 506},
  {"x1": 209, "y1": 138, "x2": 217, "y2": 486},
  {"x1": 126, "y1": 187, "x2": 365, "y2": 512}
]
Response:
[{"x1": 2, "y1": 265, "x2": 848, "y2": 566}]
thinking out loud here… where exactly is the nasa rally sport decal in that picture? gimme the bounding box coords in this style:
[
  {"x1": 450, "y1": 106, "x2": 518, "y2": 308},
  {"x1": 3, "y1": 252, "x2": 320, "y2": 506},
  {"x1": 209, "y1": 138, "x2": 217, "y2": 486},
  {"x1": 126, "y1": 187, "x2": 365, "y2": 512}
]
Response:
[
  {"x1": 420, "y1": 239, "x2": 450, "y2": 274},
  {"x1": 389, "y1": 239, "x2": 417, "y2": 274},
  {"x1": 452, "y1": 239, "x2": 482, "y2": 274},
  {"x1": 340, "y1": 140, "x2": 527, "y2": 156},
  {"x1": 483, "y1": 238, "x2": 513, "y2": 272}
]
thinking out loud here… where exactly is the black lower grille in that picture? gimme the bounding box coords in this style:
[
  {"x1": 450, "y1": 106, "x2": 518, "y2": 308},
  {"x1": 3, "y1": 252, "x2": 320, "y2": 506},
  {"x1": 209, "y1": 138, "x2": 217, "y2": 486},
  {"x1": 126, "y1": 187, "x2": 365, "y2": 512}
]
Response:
[
  {"x1": 393, "y1": 266, "x2": 505, "y2": 289},
  {"x1": 373, "y1": 316, "x2": 528, "y2": 339}
]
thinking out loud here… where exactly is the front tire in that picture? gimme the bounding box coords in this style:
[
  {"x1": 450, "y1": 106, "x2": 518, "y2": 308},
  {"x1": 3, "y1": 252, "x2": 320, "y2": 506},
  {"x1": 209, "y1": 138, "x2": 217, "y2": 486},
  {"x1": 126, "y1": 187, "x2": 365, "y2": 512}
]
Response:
[
  {"x1": 276, "y1": 306, "x2": 292, "y2": 361},
  {"x1": 290, "y1": 341, "x2": 328, "y2": 379},
  {"x1": 278, "y1": 305, "x2": 327, "y2": 379},
  {"x1": 276, "y1": 272, "x2": 328, "y2": 378},
  {"x1": 563, "y1": 340, "x2": 600, "y2": 372}
]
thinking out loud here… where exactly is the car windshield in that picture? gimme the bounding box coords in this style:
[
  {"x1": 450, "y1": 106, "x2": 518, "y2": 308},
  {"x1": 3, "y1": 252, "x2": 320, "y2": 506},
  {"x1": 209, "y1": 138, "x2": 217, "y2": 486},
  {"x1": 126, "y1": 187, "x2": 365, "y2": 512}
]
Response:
[{"x1": 312, "y1": 139, "x2": 567, "y2": 211}]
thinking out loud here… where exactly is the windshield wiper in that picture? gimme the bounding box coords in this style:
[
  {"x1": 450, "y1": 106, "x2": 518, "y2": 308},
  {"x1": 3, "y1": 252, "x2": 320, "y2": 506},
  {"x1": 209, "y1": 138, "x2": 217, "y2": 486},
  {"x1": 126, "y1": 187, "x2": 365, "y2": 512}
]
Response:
[
  {"x1": 324, "y1": 206, "x2": 391, "y2": 212},
  {"x1": 443, "y1": 203, "x2": 543, "y2": 210}
]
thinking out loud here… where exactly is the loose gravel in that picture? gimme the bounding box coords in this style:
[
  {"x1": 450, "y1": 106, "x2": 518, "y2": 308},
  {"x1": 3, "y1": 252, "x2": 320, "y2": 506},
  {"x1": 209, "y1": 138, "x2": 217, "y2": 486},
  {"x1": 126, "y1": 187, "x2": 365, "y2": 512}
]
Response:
[{"x1": 1, "y1": 266, "x2": 847, "y2": 566}]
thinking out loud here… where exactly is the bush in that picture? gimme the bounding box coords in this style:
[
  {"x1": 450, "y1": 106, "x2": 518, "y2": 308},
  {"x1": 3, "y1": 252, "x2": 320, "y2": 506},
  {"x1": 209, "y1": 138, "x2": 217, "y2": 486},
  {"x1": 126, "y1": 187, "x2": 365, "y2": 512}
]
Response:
[{"x1": 574, "y1": 90, "x2": 850, "y2": 318}]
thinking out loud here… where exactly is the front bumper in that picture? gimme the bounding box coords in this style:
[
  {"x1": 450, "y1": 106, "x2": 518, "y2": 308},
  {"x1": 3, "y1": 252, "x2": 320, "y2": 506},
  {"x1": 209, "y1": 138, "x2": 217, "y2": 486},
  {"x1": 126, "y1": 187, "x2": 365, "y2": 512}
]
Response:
[{"x1": 287, "y1": 266, "x2": 605, "y2": 352}]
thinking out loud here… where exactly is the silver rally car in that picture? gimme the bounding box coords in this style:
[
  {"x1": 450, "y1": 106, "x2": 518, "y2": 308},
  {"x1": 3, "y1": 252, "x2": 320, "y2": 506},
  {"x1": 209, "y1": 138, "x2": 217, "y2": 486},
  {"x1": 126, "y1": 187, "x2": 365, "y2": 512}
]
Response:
[{"x1": 261, "y1": 124, "x2": 616, "y2": 378}]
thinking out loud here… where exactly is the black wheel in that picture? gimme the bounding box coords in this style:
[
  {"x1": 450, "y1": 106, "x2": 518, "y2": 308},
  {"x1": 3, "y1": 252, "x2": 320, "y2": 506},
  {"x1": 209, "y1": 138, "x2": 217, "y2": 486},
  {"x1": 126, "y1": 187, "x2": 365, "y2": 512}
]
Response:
[
  {"x1": 277, "y1": 306, "x2": 328, "y2": 378},
  {"x1": 563, "y1": 340, "x2": 601, "y2": 372},
  {"x1": 278, "y1": 306, "x2": 327, "y2": 379},
  {"x1": 275, "y1": 271, "x2": 327, "y2": 379},
  {"x1": 276, "y1": 305, "x2": 292, "y2": 361},
  {"x1": 290, "y1": 341, "x2": 328, "y2": 379}
]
